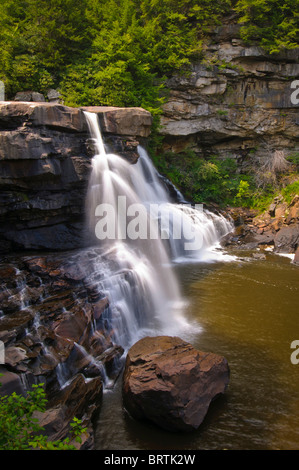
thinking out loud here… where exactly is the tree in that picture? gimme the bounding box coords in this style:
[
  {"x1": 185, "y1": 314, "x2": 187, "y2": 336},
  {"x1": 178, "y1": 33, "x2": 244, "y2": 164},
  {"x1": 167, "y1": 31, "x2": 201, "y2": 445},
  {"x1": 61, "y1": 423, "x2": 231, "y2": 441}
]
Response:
[{"x1": 235, "y1": 0, "x2": 299, "y2": 53}]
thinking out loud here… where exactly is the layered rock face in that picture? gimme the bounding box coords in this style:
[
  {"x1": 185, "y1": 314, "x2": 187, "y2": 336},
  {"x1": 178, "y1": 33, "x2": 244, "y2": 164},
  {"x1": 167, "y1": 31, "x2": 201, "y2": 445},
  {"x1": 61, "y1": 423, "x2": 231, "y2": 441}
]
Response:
[
  {"x1": 123, "y1": 336, "x2": 230, "y2": 432},
  {"x1": 160, "y1": 19, "x2": 299, "y2": 168},
  {"x1": 0, "y1": 102, "x2": 152, "y2": 447},
  {"x1": 0, "y1": 247, "x2": 126, "y2": 447},
  {"x1": 0, "y1": 102, "x2": 152, "y2": 252}
]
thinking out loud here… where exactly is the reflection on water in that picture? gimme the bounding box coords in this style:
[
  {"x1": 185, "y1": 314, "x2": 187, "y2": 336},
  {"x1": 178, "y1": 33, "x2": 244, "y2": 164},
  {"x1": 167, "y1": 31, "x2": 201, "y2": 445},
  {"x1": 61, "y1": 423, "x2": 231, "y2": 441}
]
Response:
[{"x1": 95, "y1": 251, "x2": 299, "y2": 450}]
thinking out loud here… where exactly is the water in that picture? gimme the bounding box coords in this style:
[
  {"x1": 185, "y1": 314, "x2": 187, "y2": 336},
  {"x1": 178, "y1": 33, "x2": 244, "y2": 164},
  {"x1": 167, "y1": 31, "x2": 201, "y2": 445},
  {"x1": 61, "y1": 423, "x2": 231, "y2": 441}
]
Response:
[
  {"x1": 95, "y1": 252, "x2": 299, "y2": 450},
  {"x1": 83, "y1": 113, "x2": 299, "y2": 449},
  {"x1": 84, "y1": 111, "x2": 233, "y2": 350}
]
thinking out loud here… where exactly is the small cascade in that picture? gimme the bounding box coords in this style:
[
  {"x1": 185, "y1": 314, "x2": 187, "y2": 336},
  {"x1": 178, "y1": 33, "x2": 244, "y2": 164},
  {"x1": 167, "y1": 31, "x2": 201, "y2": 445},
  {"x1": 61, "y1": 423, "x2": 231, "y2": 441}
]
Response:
[
  {"x1": 84, "y1": 111, "x2": 234, "y2": 350},
  {"x1": 133, "y1": 146, "x2": 234, "y2": 263}
]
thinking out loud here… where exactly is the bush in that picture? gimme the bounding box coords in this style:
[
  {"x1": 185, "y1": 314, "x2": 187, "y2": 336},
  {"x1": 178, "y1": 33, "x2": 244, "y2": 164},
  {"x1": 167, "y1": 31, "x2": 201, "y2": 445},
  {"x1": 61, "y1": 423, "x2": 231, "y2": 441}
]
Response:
[
  {"x1": 153, "y1": 150, "x2": 255, "y2": 206},
  {"x1": 0, "y1": 377, "x2": 86, "y2": 450}
]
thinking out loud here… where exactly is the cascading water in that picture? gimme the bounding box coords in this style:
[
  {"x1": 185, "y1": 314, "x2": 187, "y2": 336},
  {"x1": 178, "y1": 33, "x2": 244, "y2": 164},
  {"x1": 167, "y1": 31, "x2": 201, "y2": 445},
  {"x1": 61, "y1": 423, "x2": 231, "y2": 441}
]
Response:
[{"x1": 84, "y1": 111, "x2": 234, "y2": 350}]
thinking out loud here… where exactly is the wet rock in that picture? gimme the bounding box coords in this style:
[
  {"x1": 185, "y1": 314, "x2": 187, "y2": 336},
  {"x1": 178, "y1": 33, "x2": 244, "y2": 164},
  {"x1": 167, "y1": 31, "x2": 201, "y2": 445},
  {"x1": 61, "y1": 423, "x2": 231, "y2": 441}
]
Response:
[
  {"x1": 35, "y1": 373, "x2": 103, "y2": 449},
  {"x1": 0, "y1": 248, "x2": 126, "y2": 447},
  {"x1": 0, "y1": 366, "x2": 25, "y2": 396},
  {"x1": 81, "y1": 106, "x2": 152, "y2": 138},
  {"x1": 293, "y1": 247, "x2": 299, "y2": 265},
  {"x1": 123, "y1": 336, "x2": 230, "y2": 432},
  {"x1": 0, "y1": 102, "x2": 152, "y2": 252},
  {"x1": 274, "y1": 225, "x2": 299, "y2": 253}
]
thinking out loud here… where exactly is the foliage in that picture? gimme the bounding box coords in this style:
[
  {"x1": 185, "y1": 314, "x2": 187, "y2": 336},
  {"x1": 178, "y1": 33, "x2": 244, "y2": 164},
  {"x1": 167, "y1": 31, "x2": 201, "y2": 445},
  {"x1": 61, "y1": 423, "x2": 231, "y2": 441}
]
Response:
[
  {"x1": 0, "y1": 378, "x2": 87, "y2": 450},
  {"x1": 235, "y1": 0, "x2": 299, "y2": 53},
  {"x1": 0, "y1": 0, "x2": 297, "y2": 124},
  {"x1": 281, "y1": 180, "x2": 299, "y2": 204},
  {"x1": 0, "y1": 0, "x2": 90, "y2": 97},
  {"x1": 153, "y1": 149, "x2": 256, "y2": 206},
  {"x1": 0, "y1": 0, "x2": 298, "y2": 203},
  {"x1": 286, "y1": 152, "x2": 299, "y2": 170},
  {"x1": 0, "y1": 0, "x2": 230, "y2": 109}
]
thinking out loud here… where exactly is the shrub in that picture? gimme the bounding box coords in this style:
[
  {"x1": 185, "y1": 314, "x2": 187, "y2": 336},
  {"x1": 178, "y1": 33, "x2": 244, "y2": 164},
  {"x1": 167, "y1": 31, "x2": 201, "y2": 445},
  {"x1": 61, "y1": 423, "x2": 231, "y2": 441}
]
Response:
[{"x1": 0, "y1": 377, "x2": 86, "y2": 450}]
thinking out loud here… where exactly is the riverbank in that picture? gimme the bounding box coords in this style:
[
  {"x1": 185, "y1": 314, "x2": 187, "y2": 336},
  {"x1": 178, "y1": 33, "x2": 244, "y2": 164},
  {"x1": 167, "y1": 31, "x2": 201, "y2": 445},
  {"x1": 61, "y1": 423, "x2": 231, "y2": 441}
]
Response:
[{"x1": 223, "y1": 195, "x2": 299, "y2": 260}]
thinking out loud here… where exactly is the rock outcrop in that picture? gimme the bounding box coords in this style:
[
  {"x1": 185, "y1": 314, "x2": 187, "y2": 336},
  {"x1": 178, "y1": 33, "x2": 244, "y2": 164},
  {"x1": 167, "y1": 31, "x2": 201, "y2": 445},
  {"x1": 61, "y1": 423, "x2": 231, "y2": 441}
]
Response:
[
  {"x1": 122, "y1": 336, "x2": 230, "y2": 432},
  {"x1": 0, "y1": 247, "x2": 126, "y2": 447},
  {"x1": 160, "y1": 17, "x2": 299, "y2": 170},
  {"x1": 224, "y1": 194, "x2": 299, "y2": 253},
  {"x1": 0, "y1": 101, "x2": 152, "y2": 252}
]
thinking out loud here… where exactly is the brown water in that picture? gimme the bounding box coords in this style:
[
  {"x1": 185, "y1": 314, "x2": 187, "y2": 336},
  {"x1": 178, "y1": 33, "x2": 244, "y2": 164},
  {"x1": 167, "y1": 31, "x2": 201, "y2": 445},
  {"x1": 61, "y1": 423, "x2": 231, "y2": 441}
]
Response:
[{"x1": 95, "y1": 250, "x2": 299, "y2": 450}]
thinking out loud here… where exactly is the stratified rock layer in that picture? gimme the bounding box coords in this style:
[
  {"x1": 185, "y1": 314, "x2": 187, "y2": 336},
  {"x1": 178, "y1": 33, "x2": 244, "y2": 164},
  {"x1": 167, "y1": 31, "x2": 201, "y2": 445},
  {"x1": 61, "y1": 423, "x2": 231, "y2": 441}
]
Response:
[
  {"x1": 0, "y1": 102, "x2": 152, "y2": 252},
  {"x1": 123, "y1": 336, "x2": 230, "y2": 432},
  {"x1": 0, "y1": 247, "x2": 125, "y2": 448},
  {"x1": 160, "y1": 18, "x2": 299, "y2": 168}
]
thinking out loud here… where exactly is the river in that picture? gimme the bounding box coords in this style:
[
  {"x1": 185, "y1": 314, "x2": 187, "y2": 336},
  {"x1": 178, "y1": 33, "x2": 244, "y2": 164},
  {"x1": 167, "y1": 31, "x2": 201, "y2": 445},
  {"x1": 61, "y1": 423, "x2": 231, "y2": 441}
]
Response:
[{"x1": 95, "y1": 250, "x2": 299, "y2": 450}]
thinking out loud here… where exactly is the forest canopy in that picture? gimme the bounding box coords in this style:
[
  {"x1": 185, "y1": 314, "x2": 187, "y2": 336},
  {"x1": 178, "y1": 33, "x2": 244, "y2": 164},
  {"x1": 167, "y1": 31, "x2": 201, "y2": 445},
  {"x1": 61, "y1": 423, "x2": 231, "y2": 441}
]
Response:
[{"x1": 0, "y1": 0, "x2": 298, "y2": 113}]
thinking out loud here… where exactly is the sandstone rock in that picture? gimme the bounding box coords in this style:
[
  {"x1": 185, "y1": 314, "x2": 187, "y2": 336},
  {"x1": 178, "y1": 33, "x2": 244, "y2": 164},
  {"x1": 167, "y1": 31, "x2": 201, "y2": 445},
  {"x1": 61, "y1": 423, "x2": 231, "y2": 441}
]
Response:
[
  {"x1": 269, "y1": 203, "x2": 276, "y2": 217},
  {"x1": 0, "y1": 366, "x2": 25, "y2": 396},
  {"x1": 14, "y1": 91, "x2": 33, "y2": 102},
  {"x1": 123, "y1": 336, "x2": 230, "y2": 432},
  {"x1": 159, "y1": 17, "x2": 299, "y2": 165},
  {"x1": 81, "y1": 106, "x2": 152, "y2": 138},
  {"x1": 0, "y1": 248, "x2": 127, "y2": 447},
  {"x1": 31, "y1": 92, "x2": 45, "y2": 102},
  {"x1": 287, "y1": 195, "x2": 299, "y2": 223}
]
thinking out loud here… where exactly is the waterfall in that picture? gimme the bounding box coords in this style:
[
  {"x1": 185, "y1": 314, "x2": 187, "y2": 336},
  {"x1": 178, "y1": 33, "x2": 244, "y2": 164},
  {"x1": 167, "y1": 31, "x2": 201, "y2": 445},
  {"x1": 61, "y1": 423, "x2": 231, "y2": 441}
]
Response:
[{"x1": 84, "y1": 112, "x2": 234, "y2": 349}]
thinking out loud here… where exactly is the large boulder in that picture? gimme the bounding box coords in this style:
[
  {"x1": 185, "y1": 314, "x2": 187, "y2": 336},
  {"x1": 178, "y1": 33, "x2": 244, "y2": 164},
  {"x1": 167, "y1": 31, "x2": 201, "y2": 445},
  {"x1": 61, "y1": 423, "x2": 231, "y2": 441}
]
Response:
[
  {"x1": 122, "y1": 336, "x2": 230, "y2": 432},
  {"x1": 274, "y1": 224, "x2": 299, "y2": 253}
]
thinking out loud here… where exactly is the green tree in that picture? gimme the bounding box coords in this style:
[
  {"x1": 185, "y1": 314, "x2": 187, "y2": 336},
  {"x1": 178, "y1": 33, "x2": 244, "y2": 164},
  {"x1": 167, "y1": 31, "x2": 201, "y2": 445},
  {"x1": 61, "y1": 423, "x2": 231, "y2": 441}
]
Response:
[
  {"x1": 235, "y1": 0, "x2": 299, "y2": 53},
  {"x1": 0, "y1": 0, "x2": 91, "y2": 97}
]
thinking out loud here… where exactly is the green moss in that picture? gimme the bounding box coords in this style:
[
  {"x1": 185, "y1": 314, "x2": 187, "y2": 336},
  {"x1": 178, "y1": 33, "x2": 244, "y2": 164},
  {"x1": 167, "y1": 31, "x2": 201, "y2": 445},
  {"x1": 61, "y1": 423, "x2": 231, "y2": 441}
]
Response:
[{"x1": 281, "y1": 180, "x2": 299, "y2": 204}]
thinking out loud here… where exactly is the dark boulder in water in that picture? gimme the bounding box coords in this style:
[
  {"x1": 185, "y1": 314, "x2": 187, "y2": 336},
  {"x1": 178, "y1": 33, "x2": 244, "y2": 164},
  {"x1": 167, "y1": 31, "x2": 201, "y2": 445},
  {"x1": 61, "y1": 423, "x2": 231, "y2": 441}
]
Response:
[{"x1": 122, "y1": 335, "x2": 230, "y2": 432}]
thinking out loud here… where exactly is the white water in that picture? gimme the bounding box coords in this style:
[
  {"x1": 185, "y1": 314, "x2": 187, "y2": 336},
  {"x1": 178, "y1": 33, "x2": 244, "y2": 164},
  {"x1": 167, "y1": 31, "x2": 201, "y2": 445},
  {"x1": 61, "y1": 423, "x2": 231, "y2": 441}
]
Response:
[{"x1": 84, "y1": 111, "x2": 234, "y2": 349}]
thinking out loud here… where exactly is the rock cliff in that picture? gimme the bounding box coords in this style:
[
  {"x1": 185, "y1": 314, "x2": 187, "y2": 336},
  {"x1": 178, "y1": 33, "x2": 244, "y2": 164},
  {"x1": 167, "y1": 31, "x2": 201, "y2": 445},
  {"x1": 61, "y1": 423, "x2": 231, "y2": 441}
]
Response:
[
  {"x1": 160, "y1": 19, "x2": 299, "y2": 168},
  {"x1": 0, "y1": 102, "x2": 152, "y2": 252}
]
